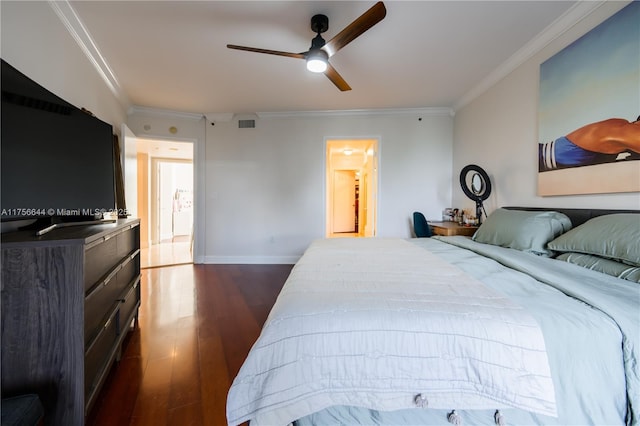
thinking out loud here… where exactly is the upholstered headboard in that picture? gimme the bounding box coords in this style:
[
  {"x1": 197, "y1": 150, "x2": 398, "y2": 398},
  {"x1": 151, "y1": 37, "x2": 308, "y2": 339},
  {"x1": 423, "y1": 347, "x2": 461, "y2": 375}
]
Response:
[{"x1": 503, "y1": 207, "x2": 640, "y2": 227}]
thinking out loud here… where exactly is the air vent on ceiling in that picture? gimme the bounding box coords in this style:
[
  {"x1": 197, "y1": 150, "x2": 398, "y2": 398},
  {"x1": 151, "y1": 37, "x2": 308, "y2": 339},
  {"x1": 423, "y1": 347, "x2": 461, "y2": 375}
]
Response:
[{"x1": 238, "y1": 119, "x2": 255, "y2": 129}]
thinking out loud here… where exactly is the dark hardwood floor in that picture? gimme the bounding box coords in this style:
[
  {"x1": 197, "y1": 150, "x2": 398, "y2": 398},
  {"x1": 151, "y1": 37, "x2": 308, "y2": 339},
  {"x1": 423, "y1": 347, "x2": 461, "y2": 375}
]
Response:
[{"x1": 86, "y1": 264, "x2": 293, "y2": 426}]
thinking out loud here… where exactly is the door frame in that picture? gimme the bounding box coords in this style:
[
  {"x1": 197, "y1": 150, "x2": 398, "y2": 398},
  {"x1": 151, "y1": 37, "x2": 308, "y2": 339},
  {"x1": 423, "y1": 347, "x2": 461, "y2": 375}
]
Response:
[
  {"x1": 123, "y1": 131, "x2": 197, "y2": 252},
  {"x1": 324, "y1": 137, "x2": 379, "y2": 237}
]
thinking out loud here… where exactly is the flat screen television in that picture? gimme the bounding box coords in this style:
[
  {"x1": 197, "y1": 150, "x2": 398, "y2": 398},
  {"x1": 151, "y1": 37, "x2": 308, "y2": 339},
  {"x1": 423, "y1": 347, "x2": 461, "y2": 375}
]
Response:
[{"x1": 1, "y1": 59, "x2": 116, "y2": 231}]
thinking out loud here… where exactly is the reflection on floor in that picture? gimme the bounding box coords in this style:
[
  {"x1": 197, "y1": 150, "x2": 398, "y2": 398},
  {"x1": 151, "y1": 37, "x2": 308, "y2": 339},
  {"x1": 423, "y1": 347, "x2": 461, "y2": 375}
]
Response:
[{"x1": 140, "y1": 236, "x2": 192, "y2": 269}]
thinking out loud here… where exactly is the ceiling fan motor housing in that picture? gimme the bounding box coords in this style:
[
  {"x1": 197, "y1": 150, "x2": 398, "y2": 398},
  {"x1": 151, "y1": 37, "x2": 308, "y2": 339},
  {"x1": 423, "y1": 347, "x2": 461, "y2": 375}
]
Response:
[{"x1": 311, "y1": 14, "x2": 329, "y2": 34}]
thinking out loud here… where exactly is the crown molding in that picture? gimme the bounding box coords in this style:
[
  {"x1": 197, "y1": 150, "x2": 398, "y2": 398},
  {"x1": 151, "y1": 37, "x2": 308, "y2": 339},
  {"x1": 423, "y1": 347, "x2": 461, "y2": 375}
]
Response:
[
  {"x1": 128, "y1": 105, "x2": 204, "y2": 121},
  {"x1": 136, "y1": 107, "x2": 453, "y2": 122},
  {"x1": 453, "y1": 0, "x2": 607, "y2": 111},
  {"x1": 205, "y1": 113, "x2": 235, "y2": 122},
  {"x1": 257, "y1": 107, "x2": 454, "y2": 119},
  {"x1": 48, "y1": 0, "x2": 130, "y2": 108}
]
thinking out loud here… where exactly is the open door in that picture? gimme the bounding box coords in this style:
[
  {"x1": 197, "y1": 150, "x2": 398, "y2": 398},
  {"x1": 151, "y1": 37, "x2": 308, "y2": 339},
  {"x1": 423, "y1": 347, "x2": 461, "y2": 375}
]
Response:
[{"x1": 333, "y1": 170, "x2": 357, "y2": 233}]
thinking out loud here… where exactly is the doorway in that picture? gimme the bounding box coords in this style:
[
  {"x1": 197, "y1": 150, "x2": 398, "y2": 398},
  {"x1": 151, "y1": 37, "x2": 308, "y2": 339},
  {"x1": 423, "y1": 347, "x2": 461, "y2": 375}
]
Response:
[
  {"x1": 136, "y1": 139, "x2": 194, "y2": 268},
  {"x1": 326, "y1": 139, "x2": 378, "y2": 237}
]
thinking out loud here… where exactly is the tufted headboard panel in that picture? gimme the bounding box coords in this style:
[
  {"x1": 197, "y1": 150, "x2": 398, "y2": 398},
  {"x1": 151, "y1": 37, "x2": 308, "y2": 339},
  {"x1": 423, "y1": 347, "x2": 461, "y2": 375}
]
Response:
[{"x1": 503, "y1": 207, "x2": 640, "y2": 227}]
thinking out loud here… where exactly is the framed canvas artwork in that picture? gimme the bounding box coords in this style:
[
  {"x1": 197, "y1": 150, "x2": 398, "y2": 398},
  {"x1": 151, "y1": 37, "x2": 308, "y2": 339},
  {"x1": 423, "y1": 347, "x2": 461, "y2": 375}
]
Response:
[{"x1": 537, "y1": 1, "x2": 640, "y2": 196}]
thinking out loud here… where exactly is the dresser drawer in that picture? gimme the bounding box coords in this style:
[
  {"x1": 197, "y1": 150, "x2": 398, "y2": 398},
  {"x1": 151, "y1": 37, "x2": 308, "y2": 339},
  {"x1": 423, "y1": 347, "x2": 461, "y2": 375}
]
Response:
[
  {"x1": 84, "y1": 307, "x2": 118, "y2": 398},
  {"x1": 118, "y1": 277, "x2": 140, "y2": 334},
  {"x1": 84, "y1": 225, "x2": 139, "y2": 293},
  {"x1": 84, "y1": 251, "x2": 140, "y2": 345},
  {"x1": 117, "y1": 225, "x2": 138, "y2": 260},
  {"x1": 84, "y1": 235, "x2": 118, "y2": 292}
]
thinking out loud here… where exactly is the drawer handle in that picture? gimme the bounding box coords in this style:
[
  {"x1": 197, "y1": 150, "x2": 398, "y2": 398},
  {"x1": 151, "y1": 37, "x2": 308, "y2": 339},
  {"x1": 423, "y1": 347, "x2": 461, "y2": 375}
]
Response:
[
  {"x1": 130, "y1": 249, "x2": 140, "y2": 261},
  {"x1": 121, "y1": 278, "x2": 141, "y2": 302},
  {"x1": 102, "y1": 265, "x2": 121, "y2": 286},
  {"x1": 121, "y1": 255, "x2": 132, "y2": 268}
]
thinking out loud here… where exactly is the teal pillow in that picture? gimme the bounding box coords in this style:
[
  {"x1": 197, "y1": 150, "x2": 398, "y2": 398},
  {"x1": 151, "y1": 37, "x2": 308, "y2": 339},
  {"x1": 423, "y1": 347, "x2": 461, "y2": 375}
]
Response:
[
  {"x1": 556, "y1": 252, "x2": 640, "y2": 283},
  {"x1": 548, "y1": 214, "x2": 640, "y2": 266},
  {"x1": 472, "y1": 208, "x2": 572, "y2": 256}
]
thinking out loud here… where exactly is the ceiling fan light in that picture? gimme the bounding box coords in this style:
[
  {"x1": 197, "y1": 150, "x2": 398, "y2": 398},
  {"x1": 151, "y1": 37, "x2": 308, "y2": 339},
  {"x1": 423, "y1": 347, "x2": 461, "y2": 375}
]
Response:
[{"x1": 306, "y1": 50, "x2": 328, "y2": 73}]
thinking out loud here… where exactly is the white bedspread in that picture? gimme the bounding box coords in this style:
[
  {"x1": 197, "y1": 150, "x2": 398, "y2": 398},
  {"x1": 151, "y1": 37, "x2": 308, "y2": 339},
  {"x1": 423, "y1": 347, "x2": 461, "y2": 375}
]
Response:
[{"x1": 226, "y1": 238, "x2": 557, "y2": 426}]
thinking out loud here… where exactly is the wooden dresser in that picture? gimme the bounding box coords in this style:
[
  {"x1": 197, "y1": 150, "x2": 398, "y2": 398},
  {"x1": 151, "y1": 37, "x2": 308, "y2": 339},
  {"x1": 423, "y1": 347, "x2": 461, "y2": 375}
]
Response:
[{"x1": 1, "y1": 219, "x2": 141, "y2": 425}]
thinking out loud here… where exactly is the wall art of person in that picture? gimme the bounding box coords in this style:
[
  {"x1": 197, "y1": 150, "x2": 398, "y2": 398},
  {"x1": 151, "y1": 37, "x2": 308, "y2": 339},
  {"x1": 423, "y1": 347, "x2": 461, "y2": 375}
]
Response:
[{"x1": 539, "y1": 116, "x2": 640, "y2": 172}]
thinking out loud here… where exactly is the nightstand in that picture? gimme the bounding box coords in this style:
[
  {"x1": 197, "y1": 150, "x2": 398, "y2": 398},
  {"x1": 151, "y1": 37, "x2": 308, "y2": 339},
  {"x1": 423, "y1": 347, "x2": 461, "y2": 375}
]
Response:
[{"x1": 429, "y1": 221, "x2": 478, "y2": 237}]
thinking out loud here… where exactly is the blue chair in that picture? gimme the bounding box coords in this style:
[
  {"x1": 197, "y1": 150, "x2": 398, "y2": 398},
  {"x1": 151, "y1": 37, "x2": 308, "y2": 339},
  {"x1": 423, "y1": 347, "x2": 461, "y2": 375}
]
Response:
[{"x1": 413, "y1": 212, "x2": 432, "y2": 238}]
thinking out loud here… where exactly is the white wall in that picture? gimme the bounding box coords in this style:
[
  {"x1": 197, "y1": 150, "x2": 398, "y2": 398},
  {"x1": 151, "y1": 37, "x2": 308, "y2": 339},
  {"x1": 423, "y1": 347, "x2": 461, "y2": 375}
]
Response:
[
  {"x1": 0, "y1": 1, "x2": 126, "y2": 134},
  {"x1": 203, "y1": 112, "x2": 453, "y2": 263},
  {"x1": 128, "y1": 110, "x2": 452, "y2": 263},
  {"x1": 452, "y1": 2, "x2": 639, "y2": 215}
]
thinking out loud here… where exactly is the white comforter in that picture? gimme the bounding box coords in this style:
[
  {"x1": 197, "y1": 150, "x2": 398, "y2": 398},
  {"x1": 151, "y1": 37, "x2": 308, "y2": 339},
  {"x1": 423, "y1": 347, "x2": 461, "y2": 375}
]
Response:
[{"x1": 226, "y1": 238, "x2": 556, "y2": 426}]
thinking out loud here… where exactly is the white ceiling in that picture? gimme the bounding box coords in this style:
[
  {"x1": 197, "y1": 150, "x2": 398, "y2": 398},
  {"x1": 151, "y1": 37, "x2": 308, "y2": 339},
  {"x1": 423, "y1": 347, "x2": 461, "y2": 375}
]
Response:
[
  {"x1": 67, "y1": 1, "x2": 579, "y2": 115},
  {"x1": 136, "y1": 138, "x2": 194, "y2": 160}
]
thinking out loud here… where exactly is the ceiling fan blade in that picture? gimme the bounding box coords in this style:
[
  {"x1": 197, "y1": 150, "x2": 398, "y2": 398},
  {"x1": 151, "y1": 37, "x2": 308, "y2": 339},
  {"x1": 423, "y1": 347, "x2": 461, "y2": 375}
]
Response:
[
  {"x1": 324, "y1": 63, "x2": 351, "y2": 91},
  {"x1": 227, "y1": 44, "x2": 305, "y2": 59},
  {"x1": 322, "y1": 1, "x2": 386, "y2": 57}
]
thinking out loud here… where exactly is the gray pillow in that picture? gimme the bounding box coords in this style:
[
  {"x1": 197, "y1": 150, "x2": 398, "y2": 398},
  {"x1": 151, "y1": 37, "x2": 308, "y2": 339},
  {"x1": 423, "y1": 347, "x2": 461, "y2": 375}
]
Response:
[
  {"x1": 556, "y1": 252, "x2": 640, "y2": 283},
  {"x1": 472, "y1": 208, "x2": 572, "y2": 256},
  {"x1": 548, "y1": 213, "x2": 640, "y2": 266}
]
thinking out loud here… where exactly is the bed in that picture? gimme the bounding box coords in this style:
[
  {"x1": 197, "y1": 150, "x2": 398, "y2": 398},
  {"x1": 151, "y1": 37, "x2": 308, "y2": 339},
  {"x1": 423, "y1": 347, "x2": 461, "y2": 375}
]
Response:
[{"x1": 227, "y1": 207, "x2": 640, "y2": 426}]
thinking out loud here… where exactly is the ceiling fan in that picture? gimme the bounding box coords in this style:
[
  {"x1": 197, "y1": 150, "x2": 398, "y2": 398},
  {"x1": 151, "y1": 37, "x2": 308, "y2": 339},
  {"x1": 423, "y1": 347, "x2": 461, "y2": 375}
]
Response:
[{"x1": 227, "y1": 1, "x2": 386, "y2": 91}]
